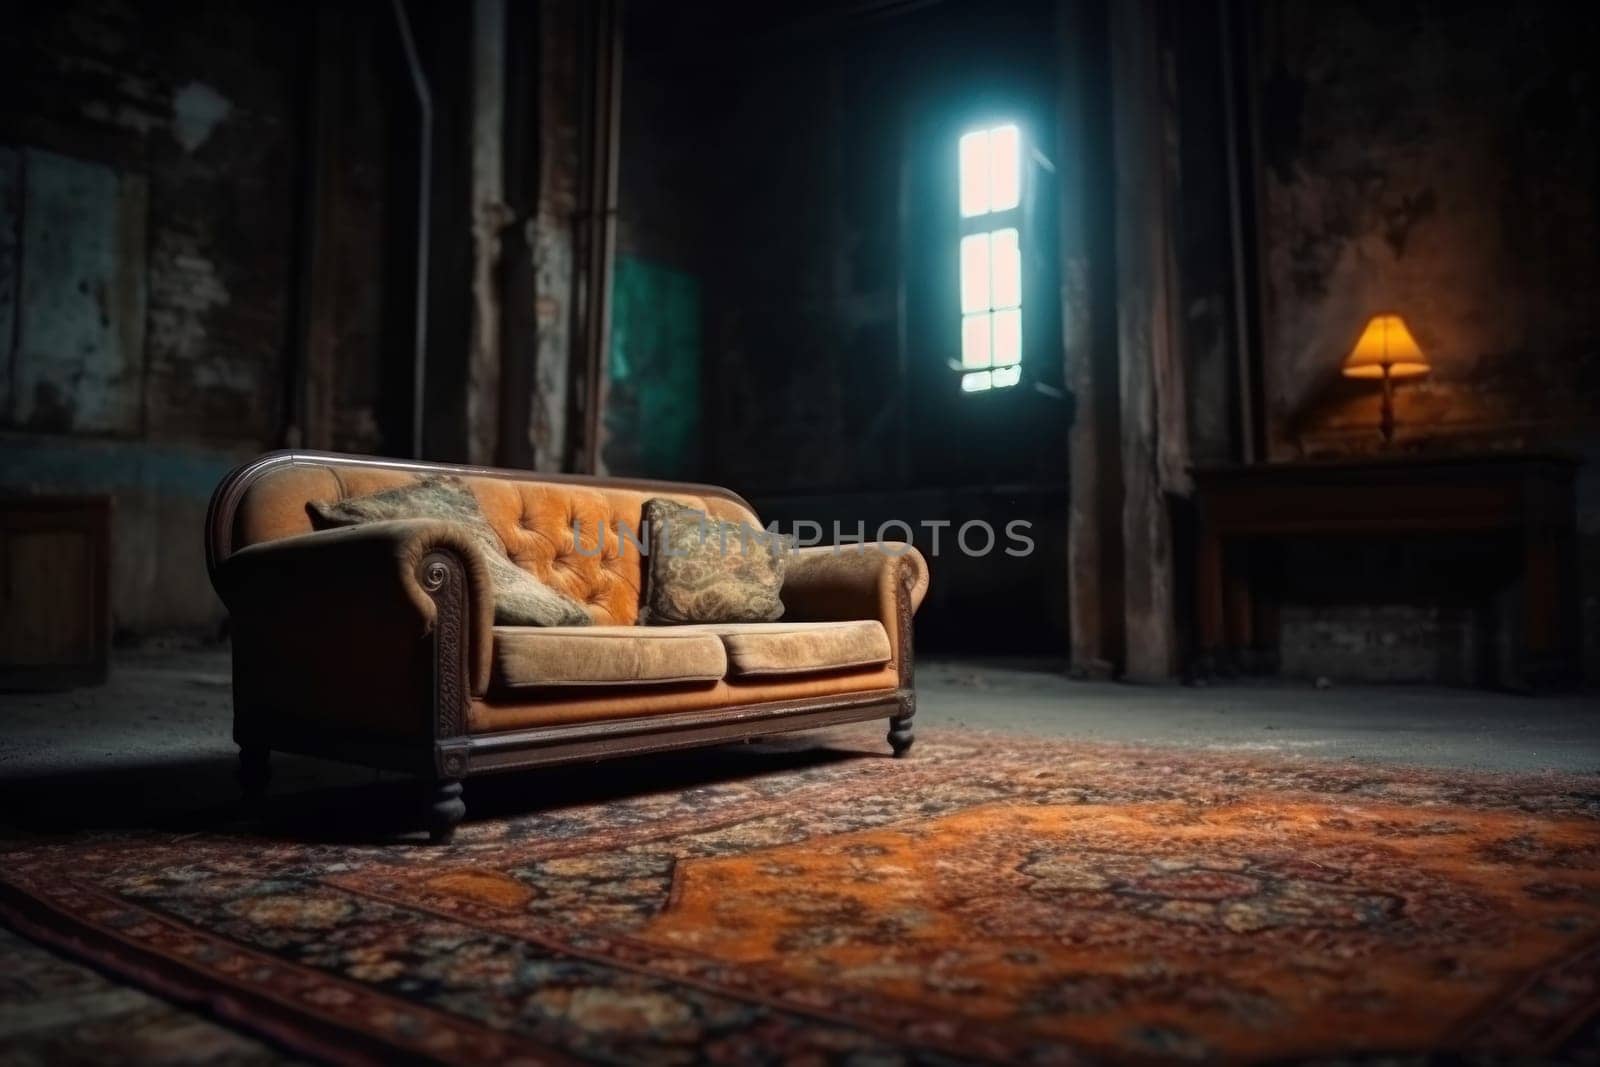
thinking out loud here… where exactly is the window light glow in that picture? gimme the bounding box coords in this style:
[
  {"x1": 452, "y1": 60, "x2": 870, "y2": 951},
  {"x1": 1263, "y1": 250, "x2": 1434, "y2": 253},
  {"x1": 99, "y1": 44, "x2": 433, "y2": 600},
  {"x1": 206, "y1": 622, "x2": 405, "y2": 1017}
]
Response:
[
  {"x1": 958, "y1": 229, "x2": 1021, "y2": 380},
  {"x1": 959, "y1": 233, "x2": 991, "y2": 314},
  {"x1": 992, "y1": 307, "x2": 1021, "y2": 366},
  {"x1": 958, "y1": 132, "x2": 990, "y2": 218},
  {"x1": 958, "y1": 124, "x2": 1021, "y2": 218},
  {"x1": 990, "y1": 228, "x2": 1020, "y2": 308},
  {"x1": 961, "y1": 313, "x2": 992, "y2": 368},
  {"x1": 960, "y1": 366, "x2": 1021, "y2": 392},
  {"x1": 956, "y1": 123, "x2": 1024, "y2": 392},
  {"x1": 989, "y1": 125, "x2": 1020, "y2": 212}
]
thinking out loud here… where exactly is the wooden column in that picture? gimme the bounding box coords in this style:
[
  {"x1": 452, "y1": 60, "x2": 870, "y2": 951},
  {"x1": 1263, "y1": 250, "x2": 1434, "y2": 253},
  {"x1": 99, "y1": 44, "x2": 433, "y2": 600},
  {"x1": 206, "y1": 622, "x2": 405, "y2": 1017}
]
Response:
[
  {"x1": 569, "y1": 0, "x2": 623, "y2": 475},
  {"x1": 1059, "y1": 0, "x2": 1123, "y2": 678},
  {"x1": 1110, "y1": 0, "x2": 1187, "y2": 682},
  {"x1": 495, "y1": 0, "x2": 541, "y2": 470},
  {"x1": 467, "y1": 0, "x2": 511, "y2": 466}
]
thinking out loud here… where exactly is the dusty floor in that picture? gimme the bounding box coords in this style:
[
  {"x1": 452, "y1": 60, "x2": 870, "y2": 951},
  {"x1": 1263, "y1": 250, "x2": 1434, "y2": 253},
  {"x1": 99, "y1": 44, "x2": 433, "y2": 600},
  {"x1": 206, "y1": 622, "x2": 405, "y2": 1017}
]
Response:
[
  {"x1": 2, "y1": 649, "x2": 1597, "y2": 789},
  {"x1": 0, "y1": 646, "x2": 1594, "y2": 841},
  {"x1": 0, "y1": 647, "x2": 1590, "y2": 840},
  {"x1": 921, "y1": 658, "x2": 1600, "y2": 773}
]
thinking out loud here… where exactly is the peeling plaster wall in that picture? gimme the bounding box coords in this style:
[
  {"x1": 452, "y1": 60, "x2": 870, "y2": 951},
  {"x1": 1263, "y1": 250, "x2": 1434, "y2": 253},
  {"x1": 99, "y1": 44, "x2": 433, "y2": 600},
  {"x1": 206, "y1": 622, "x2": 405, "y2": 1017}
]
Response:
[
  {"x1": 1254, "y1": 1, "x2": 1600, "y2": 682},
  {"x1": 4, "y1": 148, "x2": 147, "y2": 435},
  {"x1": 2, "y1": 0, "x2": 300, "y2": 639}
]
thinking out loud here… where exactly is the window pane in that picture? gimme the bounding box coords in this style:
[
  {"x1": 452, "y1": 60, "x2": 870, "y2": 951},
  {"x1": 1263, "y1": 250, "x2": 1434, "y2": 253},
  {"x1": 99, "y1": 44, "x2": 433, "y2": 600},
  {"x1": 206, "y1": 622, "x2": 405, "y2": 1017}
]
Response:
[
  {"x1": 989, "y1": 124, "x2": 1020, "y2": 213},
  {"x1": 990, "y1": 227, "x2": 1020, "y2": 308},
  {"x1": 959, "y1": 130, "x2": 989, "y2": 218},
  {"x1": 961, "y1": 312, "x2": 992, "y2": 368},
  {"x1": 959, "y1": 233, "x2": 991, "y2": 314},
  {"x1": 961, "y1": 370, "x2": 993, "y2": 392},
  {"x1": 993, "y1": 307, "x2": 1021, "y2": 366},
  {"x1": 993, "y1": 365, "x2": 1021, "y2": 388}
]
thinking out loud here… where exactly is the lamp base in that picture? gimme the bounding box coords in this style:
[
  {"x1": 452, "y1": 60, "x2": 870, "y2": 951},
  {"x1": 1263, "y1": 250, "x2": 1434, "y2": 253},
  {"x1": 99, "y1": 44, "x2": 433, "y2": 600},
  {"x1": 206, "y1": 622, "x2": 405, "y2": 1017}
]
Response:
[{"x1": 1380, "y1": 369, "x2": 1396, "y2": 444}]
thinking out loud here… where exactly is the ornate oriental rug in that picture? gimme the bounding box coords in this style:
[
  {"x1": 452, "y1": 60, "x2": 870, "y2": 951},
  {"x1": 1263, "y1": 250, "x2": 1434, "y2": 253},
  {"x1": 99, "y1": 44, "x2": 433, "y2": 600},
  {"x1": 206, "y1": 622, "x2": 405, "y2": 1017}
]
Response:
[{"x1": 4, "y1": 731, "x2": 1600, "y2": 1064}]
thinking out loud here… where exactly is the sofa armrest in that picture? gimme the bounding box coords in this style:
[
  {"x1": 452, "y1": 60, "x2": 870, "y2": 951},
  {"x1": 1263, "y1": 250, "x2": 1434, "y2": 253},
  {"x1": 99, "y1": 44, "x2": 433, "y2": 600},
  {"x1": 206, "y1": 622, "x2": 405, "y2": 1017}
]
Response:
[
  {"x1": 216, "y1": 519, "x2": 496, "y2": 738},
  {"x1": 781, "y1": 543, "x2": 929, "y2": 677}
]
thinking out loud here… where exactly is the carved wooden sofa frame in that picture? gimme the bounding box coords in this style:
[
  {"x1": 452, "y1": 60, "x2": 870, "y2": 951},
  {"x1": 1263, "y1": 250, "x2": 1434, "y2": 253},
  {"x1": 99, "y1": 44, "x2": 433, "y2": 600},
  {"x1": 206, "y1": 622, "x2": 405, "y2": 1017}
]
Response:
[{"x1": 206, "y1": 451, "x2": 921, "y2": 841}]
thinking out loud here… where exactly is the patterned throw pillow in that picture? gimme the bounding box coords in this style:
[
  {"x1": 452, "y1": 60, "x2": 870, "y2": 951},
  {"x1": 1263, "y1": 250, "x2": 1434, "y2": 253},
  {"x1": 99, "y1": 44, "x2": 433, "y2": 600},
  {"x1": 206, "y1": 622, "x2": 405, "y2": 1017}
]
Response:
[
  {"x1": 639, "y1": 498, "x2": 786, "y2": 624},
  {"x1": 308, "y1": 477, "x2": 593, "y2": 628}
]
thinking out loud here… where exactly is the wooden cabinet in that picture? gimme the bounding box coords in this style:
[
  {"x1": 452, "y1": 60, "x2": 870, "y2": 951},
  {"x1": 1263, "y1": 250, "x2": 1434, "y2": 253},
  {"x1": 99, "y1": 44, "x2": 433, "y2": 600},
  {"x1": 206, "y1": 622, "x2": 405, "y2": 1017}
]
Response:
[
  {"x1": 1191, "y1": 455, "x2": 1581, "y2": 691},
  {"x1": 0, "y1": 496, "x2": 111, "y2": 689}
]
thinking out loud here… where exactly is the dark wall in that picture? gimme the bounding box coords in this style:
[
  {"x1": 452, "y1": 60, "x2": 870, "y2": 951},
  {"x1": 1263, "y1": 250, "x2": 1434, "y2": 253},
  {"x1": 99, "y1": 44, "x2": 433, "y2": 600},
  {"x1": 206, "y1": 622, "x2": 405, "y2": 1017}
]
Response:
[
  {"x1": 615, "y1": 0, "x2": 1075, "y2": 653},
  {"x1": 1258, "y1": 1, "x2": 1600, "y2": 452},
  {"x1": 0, "y1": 0, "x2": 672, "y2": 642},
  {"x1": 1171, "y1": 0, "x2": 1247, "y2": 469},
  {"x1": 0, "y1": 0, "x2": 504, "y2": 638},
  {"x1": 615, "y1": 0, "x2": 1600, "y2": 672},
  {"x1": 3, "y1": 1, "x2": 300, "y2": 446},
  {"x1": 1246, "y1": 0, "x2": 1600, "y2": 681},
  {"x1": 1, "y1": 0, "x2": 303, "y2": 636},
  {"x1": 301, "y1": 2, "x2": 475, "y2": 462},
  {"x1": 700, "y1": 1, "x2": 1069, "y2": 496},
  {"x1": 604, "y1": 5, "x2": 713, "y2": 480}
]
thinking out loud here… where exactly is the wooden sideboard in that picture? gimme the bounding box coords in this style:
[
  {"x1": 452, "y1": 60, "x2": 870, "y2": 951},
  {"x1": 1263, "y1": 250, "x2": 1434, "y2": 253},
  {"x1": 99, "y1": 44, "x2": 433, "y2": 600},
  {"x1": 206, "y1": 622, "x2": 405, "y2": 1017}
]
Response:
[
  {"x1": 1191, "y1": 454, "x2": 1581, "y2": 690},
  {"x1": 0, "y1": 495, "x2": 111, "y2": 690}
]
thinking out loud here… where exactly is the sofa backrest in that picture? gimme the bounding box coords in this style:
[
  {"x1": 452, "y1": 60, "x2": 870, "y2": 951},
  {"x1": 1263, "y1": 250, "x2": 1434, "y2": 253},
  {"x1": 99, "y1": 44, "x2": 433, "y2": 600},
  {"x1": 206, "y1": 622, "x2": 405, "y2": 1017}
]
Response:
[{"x1": 207, "y1": 451, "x2": 761, "y2": 626}]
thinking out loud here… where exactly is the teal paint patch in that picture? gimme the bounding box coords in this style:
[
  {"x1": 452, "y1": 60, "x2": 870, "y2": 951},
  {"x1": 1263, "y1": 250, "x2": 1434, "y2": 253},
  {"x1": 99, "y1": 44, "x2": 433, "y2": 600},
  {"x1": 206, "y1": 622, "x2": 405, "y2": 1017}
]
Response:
[
  {"x1": 0, "y1": 436, "x2": 243, "y2": 500},
  {"x1": 12, "y1": 149, "x2": 148, "y2": 434},
  {"x1": 605, "y1": 257, "x2": 700, "y2": 479}
]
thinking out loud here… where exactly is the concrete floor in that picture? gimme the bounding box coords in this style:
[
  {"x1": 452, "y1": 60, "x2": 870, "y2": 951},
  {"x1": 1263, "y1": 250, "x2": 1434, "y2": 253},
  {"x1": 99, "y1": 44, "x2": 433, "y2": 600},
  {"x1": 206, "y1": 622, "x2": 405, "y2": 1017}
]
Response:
[
  {"x1": 920, "y1": 658, "x2": 1600, "y2": 773},
  {"x1": 1, "y1": 649, "x2": 1596, "y2": 798}
]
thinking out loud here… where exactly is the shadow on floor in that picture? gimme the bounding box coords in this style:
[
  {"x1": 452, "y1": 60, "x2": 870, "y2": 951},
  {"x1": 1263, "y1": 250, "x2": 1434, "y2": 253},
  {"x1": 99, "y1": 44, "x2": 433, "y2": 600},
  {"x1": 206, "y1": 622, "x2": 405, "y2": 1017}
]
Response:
[{"x1": 0, "y1": 734, "x2": 885, "y2": 843}]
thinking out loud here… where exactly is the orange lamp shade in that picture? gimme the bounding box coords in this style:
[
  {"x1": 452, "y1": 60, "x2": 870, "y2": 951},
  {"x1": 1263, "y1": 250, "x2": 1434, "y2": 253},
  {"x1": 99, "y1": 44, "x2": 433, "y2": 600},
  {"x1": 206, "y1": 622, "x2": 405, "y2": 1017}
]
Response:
[{"x1": 1342, "y1": 314, "x2": 1430, "y2": 380}]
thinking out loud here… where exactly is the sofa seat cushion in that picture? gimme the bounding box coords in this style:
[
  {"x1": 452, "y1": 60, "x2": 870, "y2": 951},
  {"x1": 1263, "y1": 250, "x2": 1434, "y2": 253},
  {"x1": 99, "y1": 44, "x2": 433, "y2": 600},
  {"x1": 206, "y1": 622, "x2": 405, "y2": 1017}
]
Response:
[
  {"x1": 494, "y1": 626, "x2": 726, "y2": 689},
  {"x1": 692, "y1": 620, "x2": 892, "y2": 678}
]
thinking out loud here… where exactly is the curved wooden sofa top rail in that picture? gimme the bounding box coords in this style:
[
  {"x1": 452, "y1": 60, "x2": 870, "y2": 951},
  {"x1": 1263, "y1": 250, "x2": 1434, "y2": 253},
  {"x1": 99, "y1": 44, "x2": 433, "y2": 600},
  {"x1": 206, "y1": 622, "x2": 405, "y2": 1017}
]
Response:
[{"x1": 204, "y1": 450, "x2": 762, "y2": 579}]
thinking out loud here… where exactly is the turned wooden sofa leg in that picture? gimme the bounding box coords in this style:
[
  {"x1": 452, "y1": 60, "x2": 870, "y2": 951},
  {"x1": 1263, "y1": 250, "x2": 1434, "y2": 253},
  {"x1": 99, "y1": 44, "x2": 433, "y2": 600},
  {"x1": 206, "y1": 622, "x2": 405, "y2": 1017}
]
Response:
[
  {"x1": 425, "y1": 779, "x2": 465, "y2": 843},
  {"x1": 888, "y1": 718, "x2": 915, "y2": 757},
  {"x1": 238, "y1": 745, "x2": 271, "y2": 799},
  {"x1": 887, "y1": 693, "x2": 916, "y2": 758}
]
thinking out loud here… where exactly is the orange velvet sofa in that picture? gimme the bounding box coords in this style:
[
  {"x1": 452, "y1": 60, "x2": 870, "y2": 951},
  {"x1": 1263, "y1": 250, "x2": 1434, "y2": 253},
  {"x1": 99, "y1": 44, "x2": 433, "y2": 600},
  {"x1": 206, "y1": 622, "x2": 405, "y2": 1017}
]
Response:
[{"x1": 206, "y1": 451, "x2": 928, "y2": 841}]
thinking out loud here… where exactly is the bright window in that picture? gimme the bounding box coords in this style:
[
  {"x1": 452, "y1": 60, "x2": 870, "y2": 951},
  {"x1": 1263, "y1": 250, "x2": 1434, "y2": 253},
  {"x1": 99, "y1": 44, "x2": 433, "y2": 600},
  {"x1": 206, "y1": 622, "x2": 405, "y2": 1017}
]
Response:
[{"x1": 957, "y1": 123, "x2": 1022, "y2": 392}]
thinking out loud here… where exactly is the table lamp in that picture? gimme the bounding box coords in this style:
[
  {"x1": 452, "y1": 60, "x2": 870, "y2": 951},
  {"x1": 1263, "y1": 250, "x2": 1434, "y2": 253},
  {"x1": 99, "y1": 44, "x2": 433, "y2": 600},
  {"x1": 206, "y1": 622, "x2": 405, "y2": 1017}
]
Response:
[{"x1": 1342, "y1": 314, "x2": 1430, "y2": 443}]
